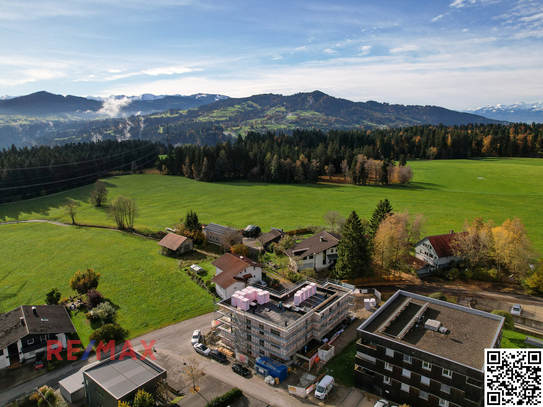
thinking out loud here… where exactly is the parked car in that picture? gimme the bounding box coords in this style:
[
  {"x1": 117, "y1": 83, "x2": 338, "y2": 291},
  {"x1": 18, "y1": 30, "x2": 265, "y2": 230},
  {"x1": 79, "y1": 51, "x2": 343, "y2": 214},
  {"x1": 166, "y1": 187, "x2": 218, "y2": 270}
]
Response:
[
  {"x1": 255, "y1": 280, "x2": 267, "y2": 287},
  {"x1": 511, "y1": 304, "x2": 522, "y2": 316},
  {"x1": 194, "y1": 343, "x2": 211, "y2": 356},
  {"x1": 191, "y1": 329, "x2": 202, "y2": 345},
  {"x1": 232, "y1": 363, "x2": 250, "y2": 376},
  {"x1": 210, "y1": 349, "x2": 227, "y2": 363}
]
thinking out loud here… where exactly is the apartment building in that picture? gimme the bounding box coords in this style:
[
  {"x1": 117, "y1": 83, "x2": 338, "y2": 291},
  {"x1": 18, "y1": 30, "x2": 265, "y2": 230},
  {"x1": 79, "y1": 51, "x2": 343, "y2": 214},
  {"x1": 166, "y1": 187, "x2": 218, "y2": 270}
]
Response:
[
  {"x1": 215, "y1": 280, "x2": 353, "y2": 363},
  {"x1": 355, "y1": 290, "x2": 504, "y2": 407}
]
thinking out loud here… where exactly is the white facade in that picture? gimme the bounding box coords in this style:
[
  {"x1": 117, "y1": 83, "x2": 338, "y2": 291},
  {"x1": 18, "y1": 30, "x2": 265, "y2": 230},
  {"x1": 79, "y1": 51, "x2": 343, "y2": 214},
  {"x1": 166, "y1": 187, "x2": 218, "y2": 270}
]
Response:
[
  {"x1": 298, "y1": 246, "x2": 338, "y2": 270},
  {"x1": 415, "y1": 238, "x2": 460, "y2": 270},
  {"x1": 214, "y1": 265, "x2": 262, "y2": 300}
]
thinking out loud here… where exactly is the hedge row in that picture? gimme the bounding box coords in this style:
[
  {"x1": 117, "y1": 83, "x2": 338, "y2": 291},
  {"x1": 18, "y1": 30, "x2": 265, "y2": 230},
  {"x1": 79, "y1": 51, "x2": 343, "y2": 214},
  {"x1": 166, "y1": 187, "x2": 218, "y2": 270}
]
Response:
[{"x1": 204, "y1": 388, "x2": 243, "y2": 407}]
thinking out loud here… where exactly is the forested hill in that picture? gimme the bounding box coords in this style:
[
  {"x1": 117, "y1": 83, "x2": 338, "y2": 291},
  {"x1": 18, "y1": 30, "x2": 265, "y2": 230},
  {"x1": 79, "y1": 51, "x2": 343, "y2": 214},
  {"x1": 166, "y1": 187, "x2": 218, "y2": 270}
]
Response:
[{"x1": 0, "y1": 90, "x2": 504, "y2": 149}]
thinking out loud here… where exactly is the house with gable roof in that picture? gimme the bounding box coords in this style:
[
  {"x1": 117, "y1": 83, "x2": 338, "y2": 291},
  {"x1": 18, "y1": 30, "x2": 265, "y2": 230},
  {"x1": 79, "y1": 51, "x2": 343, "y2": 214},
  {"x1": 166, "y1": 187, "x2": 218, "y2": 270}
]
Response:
[
  {"x1": 211, "y1": 253, "x2": 265, "y2": 300},
  {"x1": 0, "y1": 305, "x2": 76, "y2": 369},
  {"x1": 157, "y1": 232, "x2": 193, "y2": 256},
  {"x1": 285, "y1": 231, "x2": 341, "y2": 271},
  {"x1": 414, "y1": 231, "x2": 464, "y2": 274}
]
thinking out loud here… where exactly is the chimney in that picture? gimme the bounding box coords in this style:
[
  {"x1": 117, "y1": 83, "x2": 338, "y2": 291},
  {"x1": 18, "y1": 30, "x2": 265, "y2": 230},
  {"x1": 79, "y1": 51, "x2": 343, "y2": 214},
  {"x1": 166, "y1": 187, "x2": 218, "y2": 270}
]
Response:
[
  {"x1": 449, "y1": 230, "x2": 454, "y2": 234},
  {"x1": 32, "y1": 306, "x2": 38, "y2": 316},
  {"x1": 320, "y1": 237, "x2": 324, "y2": 242},
  {"x1": 20, "y1": 317, "x2": 25, "y2": 326}
]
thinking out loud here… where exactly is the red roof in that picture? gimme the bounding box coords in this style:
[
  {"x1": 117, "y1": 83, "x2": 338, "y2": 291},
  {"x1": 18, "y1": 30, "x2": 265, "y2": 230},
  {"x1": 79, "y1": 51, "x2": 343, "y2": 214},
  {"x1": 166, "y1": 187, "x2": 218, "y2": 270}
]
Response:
[
  {"x1": 158, "y1": 233, "x2": 190, "y2": 251},
  {"x1": 408, "y1": 255, "x2": 429, "y2": 270},
  {"x1": 211, "y1": 253, "x2": 264, "y2": 289},
  {"x1": 426, "y1": 233, "x2": 462, "y2": 258}
]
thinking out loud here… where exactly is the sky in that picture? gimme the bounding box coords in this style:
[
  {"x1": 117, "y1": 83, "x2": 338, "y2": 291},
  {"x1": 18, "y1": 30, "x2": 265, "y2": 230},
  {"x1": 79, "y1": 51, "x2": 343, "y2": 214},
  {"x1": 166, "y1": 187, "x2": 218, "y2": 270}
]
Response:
[{"x1": 1, "y1": 0, "x2": 542, "y2": 110}]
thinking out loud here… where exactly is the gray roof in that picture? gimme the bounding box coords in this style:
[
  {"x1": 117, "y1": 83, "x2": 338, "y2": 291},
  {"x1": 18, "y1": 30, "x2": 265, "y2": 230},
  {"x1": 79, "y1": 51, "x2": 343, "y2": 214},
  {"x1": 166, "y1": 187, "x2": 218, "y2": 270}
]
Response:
[
  {"x1": 59, "y1": 361, "x2": 100, "y2": 395},
  {"x1": 203, "y1": 223, "x2": 238, "y2": 237},
  {"x1": 0, "y1": 305, "x2": 76, "y2": 350},
  {"x1": 285, "y1": 231, "x2": 340, "y2": 259},
  {"x1": 258, "y1": 229, "x2": 284, "y2": 246},
  {"x1": 358, "y1": 290, "x2": 504, "y2": 371},
  {"x1": 84, "y1": 352, "x2": 166, "y2": 399}
]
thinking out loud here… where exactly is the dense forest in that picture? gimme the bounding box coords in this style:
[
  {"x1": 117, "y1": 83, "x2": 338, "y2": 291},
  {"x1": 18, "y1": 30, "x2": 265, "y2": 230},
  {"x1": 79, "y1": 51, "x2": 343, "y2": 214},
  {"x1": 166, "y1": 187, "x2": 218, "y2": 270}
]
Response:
[
  {"x1": 0, "y1": 140, "x2": 159, "y2": 203},
  {"x1": 158, "y1": 123, "x2": 543, "y2": 183}
]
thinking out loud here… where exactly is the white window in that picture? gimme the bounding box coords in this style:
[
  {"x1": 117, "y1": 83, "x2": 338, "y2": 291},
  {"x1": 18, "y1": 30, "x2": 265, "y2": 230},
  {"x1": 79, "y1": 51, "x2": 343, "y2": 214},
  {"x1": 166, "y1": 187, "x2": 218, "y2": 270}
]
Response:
[
  {"x1": 442, "y1": 368, "x2": 452, "y2": 378},
  {"x1": 385, "y1": 348, "x2": 394, "y2": 357},
  {"x1": 401, "y1": 383, "x2": 410, "y2": 392},
  {"x1": 441, "y1": 383, "x2": 451, "y2": 394},
  {"x1": 384, "y1": 362, "x2": 393, "y2": 371},
  {"x1": 438, "y1": 398, "x2": 449, "y2": 407},
  {"x1": 422, "y1": 360, "x2": 432, "y2": 370},
  {"x1": 403, "y1": 354, "x2": 412, "y2": 363},
  {"x1": 419, "y1": 390, "x2": 429, "y2": 400},
  {"x1": 421, "y1": 375, "x2": 430, "y2": 385},
  {"x1": 27, "y1": 338, "x2": 34, "y2": 345},
  {"x1": 360, "y1": 353, "x2": 376, "y2": 363},
  {"x1": 383, "y1": 376, "x2": 391, "y2": 385},
  {"x1": 402, "y1": 368, "x2": 411, "y2": 378}
]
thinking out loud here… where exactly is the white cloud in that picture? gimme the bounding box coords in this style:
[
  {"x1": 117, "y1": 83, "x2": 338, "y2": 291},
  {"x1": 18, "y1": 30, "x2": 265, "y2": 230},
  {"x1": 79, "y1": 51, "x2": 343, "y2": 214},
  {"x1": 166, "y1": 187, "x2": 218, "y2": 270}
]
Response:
[
  {"x1": 463, "y1": 28, "x2": 470, "y2": 32},
  {"x1": 141, "y1": 66, "x2": 195, "y2": 75},
  {"x1": 449, "y1": 0, "x2": 476, "y2": 9},
  {"x1": 390, "y1": 44, "x2": 418, "y2": 53},
  {"x1": 293, "y1": 46, "x2": 307, "y2": 52},
  {"x1": 358, "y1": 45, "x2": 372, "y2": 55},
  {"x1": 97, "y1": 96, "x2": 132, "y2": 117},
  {"x1": 432, "y1": 14, "x2": 444, "y2": 22},
  {"x1": 323, "y1": 48, "x2": 337, "y2": 54},
  {"x1": 272, "y1": 55, "x2": 283, "y2": 60}
]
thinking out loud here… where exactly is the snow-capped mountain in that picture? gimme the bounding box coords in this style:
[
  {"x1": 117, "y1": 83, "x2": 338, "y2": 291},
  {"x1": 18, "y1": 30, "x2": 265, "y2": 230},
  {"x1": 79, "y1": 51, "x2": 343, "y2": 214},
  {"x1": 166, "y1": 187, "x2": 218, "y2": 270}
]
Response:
[
  {"x1": 85, "y1": 93, "x2": 228, "y2": 102},
  {"x1": 0, "y1": 95, "x2": 16, "y2": 100},
  {"x1": 464, "y1": 102, "x2": 543, "y2": 123}
]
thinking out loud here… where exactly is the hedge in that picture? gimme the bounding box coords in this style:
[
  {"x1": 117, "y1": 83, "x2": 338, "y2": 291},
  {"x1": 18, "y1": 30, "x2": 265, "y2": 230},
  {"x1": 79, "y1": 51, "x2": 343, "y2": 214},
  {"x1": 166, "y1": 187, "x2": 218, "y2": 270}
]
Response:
[{"x1": 204, "y1": 388, "x2": 243, "y2": 407}]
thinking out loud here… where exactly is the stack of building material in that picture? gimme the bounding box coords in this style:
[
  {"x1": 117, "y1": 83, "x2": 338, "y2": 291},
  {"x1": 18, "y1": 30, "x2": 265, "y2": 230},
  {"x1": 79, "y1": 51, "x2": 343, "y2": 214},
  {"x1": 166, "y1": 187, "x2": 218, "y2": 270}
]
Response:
[
  {"x1": 294, "y1": 291, "x2": 302, "y2": 306},
  {"x1": 240, "y1": 297, "x2": 250, "y2": 311},
  {"x1": 257, "y1": 290, "x2": 267, "y2": 305},
  {"x1": 231, "y1": 295, "x2": 238, "y2": 307},
  {"x1": 309, "y1": 282, "x2": 317, "y2": 295}
]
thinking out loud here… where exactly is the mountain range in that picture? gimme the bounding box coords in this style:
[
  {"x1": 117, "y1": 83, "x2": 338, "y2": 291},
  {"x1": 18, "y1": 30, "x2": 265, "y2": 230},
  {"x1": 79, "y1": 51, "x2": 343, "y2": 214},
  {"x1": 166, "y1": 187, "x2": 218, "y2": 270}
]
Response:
[
  {"x1": 464, "y1": 102, "x2": 543, "y2": 124},
  {"x1": 0, "y1": 90, "x2": 508, "y2": 148}
]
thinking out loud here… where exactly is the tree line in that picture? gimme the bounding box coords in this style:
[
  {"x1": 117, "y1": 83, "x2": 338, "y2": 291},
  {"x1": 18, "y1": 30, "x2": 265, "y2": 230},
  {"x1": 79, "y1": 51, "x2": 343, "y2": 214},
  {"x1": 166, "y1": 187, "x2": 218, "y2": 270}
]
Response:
[
  {"x1": 0, "y1": 140, "x2": 159, "y2": 203},
  {"x1": 157, "y1": 122, "x2": 542, "y2": 184}
]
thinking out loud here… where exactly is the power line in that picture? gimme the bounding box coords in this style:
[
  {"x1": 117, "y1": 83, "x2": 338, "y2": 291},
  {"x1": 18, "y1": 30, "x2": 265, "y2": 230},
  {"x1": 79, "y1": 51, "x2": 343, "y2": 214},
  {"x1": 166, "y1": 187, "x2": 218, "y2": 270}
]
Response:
[
  {"x1": 0, "y1": 140, "x2": 158, "y2": 172},
  {"x1": 0, "y1": 149, "x2": 159, "y2": 192}
]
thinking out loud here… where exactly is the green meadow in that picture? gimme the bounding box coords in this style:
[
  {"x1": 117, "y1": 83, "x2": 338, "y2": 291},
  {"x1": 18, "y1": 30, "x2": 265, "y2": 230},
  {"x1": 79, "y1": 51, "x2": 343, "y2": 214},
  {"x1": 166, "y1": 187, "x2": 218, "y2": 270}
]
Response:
[
  {"x1": 1, "y1": 158, "x2": 542, "y2": 252},
  {"x1": 0, "y1": 223, "x2": 214, "y2": 342}
]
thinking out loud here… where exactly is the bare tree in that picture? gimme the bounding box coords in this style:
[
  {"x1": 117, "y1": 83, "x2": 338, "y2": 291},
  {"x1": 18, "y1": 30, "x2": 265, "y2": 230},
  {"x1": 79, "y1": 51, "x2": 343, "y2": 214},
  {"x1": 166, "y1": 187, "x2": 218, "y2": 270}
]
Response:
[
  {"x1": 324, "y1": 210, "x2": 345, "y2": 232},
  {"x1": 340, "y1": 159, "x2": 349, "y2": 180},
  {"x1": 109, "y1": 195, "x2": 138, "y2": 230},
  {"x1": 90, "y1": 180, "x2": 108, "y2": 207},
  {"x1": 397, "y1": 165, "x2": 413, "y2": 185},
  {"x1": 325, "y1": 163, "x2": 335, "y2": 179},
  {"x1": 63, "y1": 199, "x2": 80, "y2": 225},
  {"x1": 223, "y1": 228, "x2": 243, "y2": 248},
  {"x1": 183, "y1": 358, "x2": 204, "y2": 392}
]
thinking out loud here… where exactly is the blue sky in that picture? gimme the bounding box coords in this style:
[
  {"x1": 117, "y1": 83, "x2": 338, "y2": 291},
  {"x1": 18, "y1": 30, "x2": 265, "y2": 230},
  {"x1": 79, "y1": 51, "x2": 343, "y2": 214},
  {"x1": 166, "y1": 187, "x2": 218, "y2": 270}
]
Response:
[{"x1": 1, "y1": 0, "x2": 542, "y2": 110}]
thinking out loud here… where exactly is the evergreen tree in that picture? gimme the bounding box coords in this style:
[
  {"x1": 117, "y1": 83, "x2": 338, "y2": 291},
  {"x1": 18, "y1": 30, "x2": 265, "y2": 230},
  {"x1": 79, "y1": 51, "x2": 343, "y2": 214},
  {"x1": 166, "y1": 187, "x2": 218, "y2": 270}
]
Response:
[
  {"x1": 335, "y1": 211, "x2": 371, "y2": 279},
  {"x1": 370, "y1": 199, "x2": 393, "y2": 238},
  {"x1": 184, "y1": 210, "x2": 201, "y2": 233}
]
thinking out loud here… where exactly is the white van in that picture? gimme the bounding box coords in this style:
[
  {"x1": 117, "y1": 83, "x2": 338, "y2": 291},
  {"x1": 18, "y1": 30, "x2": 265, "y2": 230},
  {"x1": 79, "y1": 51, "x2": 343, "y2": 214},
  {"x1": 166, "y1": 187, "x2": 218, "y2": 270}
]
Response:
[{"x1": 315, "y1": 375, "x2": 334, "y2": 400}]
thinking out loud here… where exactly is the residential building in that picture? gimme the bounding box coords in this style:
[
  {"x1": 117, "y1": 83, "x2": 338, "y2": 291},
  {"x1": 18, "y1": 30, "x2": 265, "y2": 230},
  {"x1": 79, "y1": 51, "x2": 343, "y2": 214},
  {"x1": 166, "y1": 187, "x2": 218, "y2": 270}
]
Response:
[
  {"x1": 203, "y1": 223, "x2": 242, "y2": 247},
  {"x1": 257, "y1": 228, "x2": 285, "y2": 251},
  {"x1": 215, "y1": 280, "x2": 353, "y2": 363},
  {"x1": 415, "y1": 231, "x2": 464, "y2": 275},
  {"x1": 0, "y1": 305, "x2": 76, "y2": 369},
  {"x1": 82, "y1": 350, "x2": 166, "y2": 407},
  {"x1": 211, "y1": 253, "x2": 264, "y2": 300},
  {"x1": 285, "y1": 231, "x2": 340, "y2": 271},
  {"x1": 157, "y1": 233, "x2": 193, "y2": 255},
  {"x1": 354, "y1": 290, "x2": 504, "y2": 407}
]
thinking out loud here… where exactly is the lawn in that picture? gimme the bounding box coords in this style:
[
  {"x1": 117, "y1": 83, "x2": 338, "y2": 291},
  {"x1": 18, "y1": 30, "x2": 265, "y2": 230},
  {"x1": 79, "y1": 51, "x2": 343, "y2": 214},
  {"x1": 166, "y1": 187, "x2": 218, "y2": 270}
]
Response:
[
  {"x1": 323, "y1": 339, "x2": 357, "y2": 387},
  {"x1": 0, "y1": 223, "x2": 214, "y2": 342},
  {"x1": 1, "y1": 158, "x2": 543, "y2": 252},
  {"x1": 501, "y1": 329, "x2": 542, "y2": 349}
]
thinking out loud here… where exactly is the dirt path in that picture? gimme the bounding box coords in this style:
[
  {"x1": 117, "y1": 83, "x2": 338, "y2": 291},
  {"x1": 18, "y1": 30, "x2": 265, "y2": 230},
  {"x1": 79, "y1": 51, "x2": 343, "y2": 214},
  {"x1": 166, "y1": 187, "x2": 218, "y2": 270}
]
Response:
[{"x1": 0, "y1": 219, "x2": 72, "y2": 227}]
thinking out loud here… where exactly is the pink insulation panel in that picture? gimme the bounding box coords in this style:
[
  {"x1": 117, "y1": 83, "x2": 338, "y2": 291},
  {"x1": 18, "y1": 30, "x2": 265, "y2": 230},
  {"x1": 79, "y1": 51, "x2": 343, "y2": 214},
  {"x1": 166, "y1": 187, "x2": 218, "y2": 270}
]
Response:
[{"x1": 240, "y1": 298, "x2": 250, "y2": 311}]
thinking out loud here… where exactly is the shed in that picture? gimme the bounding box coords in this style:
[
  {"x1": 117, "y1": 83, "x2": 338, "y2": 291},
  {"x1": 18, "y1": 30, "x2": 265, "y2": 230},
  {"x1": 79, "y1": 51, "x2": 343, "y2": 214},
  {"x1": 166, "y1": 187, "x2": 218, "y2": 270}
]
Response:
[{"x1": 158, "y1": 233, "x2": 193, "y2": 255}]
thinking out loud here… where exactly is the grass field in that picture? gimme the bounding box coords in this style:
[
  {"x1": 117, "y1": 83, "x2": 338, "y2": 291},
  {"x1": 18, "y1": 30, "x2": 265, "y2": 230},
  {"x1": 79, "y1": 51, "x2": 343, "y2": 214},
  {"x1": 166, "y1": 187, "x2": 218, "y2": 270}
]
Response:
[
  {"x1": 0, "y1": 223, "x2": 214, "y2": 343},
  {"x1": 501, "y1": 329, "x2": 542, "y2": 348},
  {"x1": 1, "y1": 158, "x2": 542, "y2": 252}
]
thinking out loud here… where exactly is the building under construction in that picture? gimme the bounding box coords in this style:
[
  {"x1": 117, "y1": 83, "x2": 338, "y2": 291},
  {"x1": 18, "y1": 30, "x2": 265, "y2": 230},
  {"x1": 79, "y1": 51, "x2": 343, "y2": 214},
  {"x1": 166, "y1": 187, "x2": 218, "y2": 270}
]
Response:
[{"x1": 214, "y1": 279, "x2": 353, "y2": 364}]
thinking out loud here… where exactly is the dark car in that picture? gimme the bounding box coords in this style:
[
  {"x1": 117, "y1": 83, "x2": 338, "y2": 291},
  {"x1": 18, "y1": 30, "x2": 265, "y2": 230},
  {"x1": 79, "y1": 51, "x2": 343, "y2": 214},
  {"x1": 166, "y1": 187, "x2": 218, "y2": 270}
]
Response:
[
  {"x1": 210, "y1": 350, "x2": 227, "y2": 363},
  {"x1": 232, "y1": 363, "x2": 250, "y2": 376}
]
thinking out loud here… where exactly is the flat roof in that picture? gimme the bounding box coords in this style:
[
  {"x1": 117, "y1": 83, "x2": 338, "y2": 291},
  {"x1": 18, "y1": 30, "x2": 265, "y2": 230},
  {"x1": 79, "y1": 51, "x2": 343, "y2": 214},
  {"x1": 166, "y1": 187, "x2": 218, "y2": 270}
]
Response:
[
  {"x1": 84, "y1": 354, "x2": 165, "y2": 399},
  {"x1": 359, "y1": 290, "x2": 504, "y2": 371},
  {"x1": 219, "y1": 281, "x2": 351, "y2": 328}
]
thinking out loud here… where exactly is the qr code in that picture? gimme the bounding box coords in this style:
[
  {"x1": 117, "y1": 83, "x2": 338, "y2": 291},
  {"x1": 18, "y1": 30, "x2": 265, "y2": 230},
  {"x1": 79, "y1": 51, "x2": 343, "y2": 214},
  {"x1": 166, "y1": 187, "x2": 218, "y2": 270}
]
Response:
[{"x1": 485, "y1": 349, "x2": 542, "y2": 406}]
